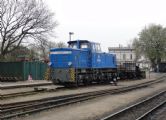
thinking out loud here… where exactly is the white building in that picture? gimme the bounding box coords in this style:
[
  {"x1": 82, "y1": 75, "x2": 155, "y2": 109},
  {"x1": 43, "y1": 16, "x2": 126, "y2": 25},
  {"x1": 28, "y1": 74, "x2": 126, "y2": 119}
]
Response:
[
  {"x1": 108, "y1": 46, "x2": 136, "y2": 65},
  {"x1": 108, "y1": 46, "x2": 150, "y2": 69}
]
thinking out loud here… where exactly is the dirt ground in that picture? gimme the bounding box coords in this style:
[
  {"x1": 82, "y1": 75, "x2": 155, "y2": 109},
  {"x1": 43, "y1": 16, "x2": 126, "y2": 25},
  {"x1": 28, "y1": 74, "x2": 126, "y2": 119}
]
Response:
[{"x1": 15, "y1": 77, "x2": 166, "y2": 120}]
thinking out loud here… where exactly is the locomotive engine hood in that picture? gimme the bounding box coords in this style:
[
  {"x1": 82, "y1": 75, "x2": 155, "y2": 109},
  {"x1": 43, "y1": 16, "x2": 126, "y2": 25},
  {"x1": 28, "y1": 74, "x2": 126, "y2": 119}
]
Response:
[{"x1": 49, "y1": 47, "x2": 90, "y2": 68}]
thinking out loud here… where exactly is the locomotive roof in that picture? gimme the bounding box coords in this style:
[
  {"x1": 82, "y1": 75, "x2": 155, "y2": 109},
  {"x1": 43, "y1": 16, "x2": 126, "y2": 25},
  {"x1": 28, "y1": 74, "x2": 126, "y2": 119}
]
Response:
[{"x1": 68, "y1": 40, "x2": 100, "y2": 44}]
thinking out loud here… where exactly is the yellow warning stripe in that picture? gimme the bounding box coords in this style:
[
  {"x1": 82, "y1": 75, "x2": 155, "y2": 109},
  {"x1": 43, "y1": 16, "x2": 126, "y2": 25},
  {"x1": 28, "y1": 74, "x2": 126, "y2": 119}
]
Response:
[
  {"x1": 69, "y1": 68, "x2": 75, "y2": 81},
  {"x1": 44, "y1": 68, "x2": 51, "y2": 80}
]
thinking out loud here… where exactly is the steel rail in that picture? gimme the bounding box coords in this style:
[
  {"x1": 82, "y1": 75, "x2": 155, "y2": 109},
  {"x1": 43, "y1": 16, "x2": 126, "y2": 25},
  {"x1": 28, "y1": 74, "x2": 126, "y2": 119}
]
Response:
[
  {"x1": 1, "y1": 86, "x2": 65, "y2": 100},
  {"x1": 1, "y1": 77, "x2": 164, "y2": 110},
  {"x1": 3, "y1": 75, "x2": 165, "y2": 109},
  {"x1": 1, "y1": 91, "x2": 38, "y2": 99},
  {"x1": 1, "y1": 76, "x2": 165, "y2": 120},
  {"x1": 1, "y1": 76, "x2": 165, "y2": 100},
  {"x1": 1, "y1": 82, "x2": 53, "y2": 90},
  {"x1": 136, "y1": 100, "x2": 166, "y2": 120},
  {"x1": 101, "y1": 90, "x2": 166, "y2": 120}
]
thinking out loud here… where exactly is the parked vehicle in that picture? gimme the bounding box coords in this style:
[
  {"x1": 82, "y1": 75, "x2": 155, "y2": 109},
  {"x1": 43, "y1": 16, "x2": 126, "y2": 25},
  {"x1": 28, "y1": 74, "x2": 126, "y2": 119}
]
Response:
[{"x1": 49, "y1": 40, "x2": 145, "y2": 87}]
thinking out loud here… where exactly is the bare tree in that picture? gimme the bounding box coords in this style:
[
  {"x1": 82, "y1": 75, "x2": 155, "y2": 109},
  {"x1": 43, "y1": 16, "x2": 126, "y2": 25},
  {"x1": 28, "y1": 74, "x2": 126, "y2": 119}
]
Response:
[
  {"x1": 0, "y1": 0, "x2": 57, "y2": 59},
  {"x1": 36, "y1": 39, "x2": 66, "y2": 60},
  {"x1": 36, "y1": 37, "x2": 49, "y2": 60},
  {"x1": 47, "y1": 41, "x2": 57, "y2": 50},
  {"x1": 4, "y1": 45, "x2": 30, "y2": 61},
  {"x1": 56, "y1": 41, "x2": 67, "y2": 48}
]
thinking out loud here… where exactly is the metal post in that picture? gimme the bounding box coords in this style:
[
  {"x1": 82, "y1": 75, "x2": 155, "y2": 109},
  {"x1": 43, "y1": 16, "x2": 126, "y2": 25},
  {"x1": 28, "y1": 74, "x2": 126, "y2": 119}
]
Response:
[
  {"x1": 119, "y1": 44, "x2": 121, "y2": 69},
  {"x1": 149, "y1": 69, "x2": 150, "y2": 79},
  {"x1": 148, "y1": 61, "x2": 150, "y2": 79},
  {"x1": 69, "y1": 32, "x2": 74, "y2": 41}
]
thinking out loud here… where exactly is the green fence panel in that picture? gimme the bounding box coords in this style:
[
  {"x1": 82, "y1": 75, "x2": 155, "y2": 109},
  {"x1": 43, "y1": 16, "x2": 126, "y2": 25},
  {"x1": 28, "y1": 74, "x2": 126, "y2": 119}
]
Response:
[{"x1": 0, "y1": 61, "x2": 48, "y2": 81}]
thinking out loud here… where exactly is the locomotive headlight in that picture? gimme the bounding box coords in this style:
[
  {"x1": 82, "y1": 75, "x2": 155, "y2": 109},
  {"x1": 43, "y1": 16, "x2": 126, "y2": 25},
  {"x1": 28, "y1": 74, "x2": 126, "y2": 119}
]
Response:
[
  {"x1": 68, "y1": 62, "x2": 72, "y2": 66},
  {"x1": 48, "y1": 62, "x2": 52, "y2": 66}
]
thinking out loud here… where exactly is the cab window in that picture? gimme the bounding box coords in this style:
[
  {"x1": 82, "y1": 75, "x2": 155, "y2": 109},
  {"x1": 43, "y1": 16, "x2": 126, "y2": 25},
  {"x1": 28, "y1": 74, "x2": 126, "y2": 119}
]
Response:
[
  {"x1": 96, "y1": 44, "x2": 101, "y2": 52},
  {"x1": 80, "y1": 43, "x2": 89, "y2": 49},
  {"x1": 69, "y1": 43, "x2": 77, "y2": 49},
  {"x1": 92, "y1": 44, "x2": 96, "y2": 52},
  {"x1": 93, "y1": 44, "x2": 101, "y2": 52}
]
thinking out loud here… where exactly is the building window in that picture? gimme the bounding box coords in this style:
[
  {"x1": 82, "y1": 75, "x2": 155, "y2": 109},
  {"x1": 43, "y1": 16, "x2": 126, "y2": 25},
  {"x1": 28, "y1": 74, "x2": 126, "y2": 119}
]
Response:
[
  {"x1": 123, "y1": 54, "x2": 126, "y2": 60},
  {"x1": 130, "y1": 54, "x2": 132, "y2": 60}
]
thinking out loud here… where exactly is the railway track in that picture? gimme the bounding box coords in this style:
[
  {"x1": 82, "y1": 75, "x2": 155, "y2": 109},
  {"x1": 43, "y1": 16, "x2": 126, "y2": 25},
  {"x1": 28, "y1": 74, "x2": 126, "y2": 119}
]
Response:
[
  {"x1": 1, "y1": 77, "x2": 164, "y2": 99},
  {"x1": 1, "y1": 82, "x2": 53, "y2": 90},
  {"x1": 1, "y1": 86, "x2": 65, "y2": 99},
  {"x1": 1, "y1": 76, "x2": 165, "y2": 120},
  {"x1": 1, "y1": 91, "x2": 38, "y2": 99},
  {"x1": 101, "y1": 90, "x2": 166, "y2": 120},
  {"x1": 136, "y1": 100, "x2": 165, "y2": 120}
]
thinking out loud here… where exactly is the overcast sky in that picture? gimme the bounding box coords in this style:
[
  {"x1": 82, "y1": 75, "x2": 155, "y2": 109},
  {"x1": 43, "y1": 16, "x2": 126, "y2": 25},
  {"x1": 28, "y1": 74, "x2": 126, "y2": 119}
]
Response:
[{"x1": 44, "y1": 0, "x2": 166, "y2": 51}]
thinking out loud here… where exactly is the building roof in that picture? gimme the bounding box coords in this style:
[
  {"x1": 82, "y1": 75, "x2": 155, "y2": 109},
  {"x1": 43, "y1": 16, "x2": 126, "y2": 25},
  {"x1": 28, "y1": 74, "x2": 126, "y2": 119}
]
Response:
[{"x1": 108, "y1": 47, "x2": 135, "y2": 51}]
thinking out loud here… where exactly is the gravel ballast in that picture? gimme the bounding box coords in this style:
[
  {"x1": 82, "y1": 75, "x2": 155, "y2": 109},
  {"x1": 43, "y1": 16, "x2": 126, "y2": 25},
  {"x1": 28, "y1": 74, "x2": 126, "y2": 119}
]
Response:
[{"x1": 15, "y1": 78, "x2": 166, "y2": 120}]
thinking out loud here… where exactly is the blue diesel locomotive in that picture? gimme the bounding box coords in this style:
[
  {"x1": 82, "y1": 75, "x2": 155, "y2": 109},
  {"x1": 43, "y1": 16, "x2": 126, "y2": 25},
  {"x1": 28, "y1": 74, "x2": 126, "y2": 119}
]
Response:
[{"x1": 49, "y1": 40, "x2": 117, "y2": 87}]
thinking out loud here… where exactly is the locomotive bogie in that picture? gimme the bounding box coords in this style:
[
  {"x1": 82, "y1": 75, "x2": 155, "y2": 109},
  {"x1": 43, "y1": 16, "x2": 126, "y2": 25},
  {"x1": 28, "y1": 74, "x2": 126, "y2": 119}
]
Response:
[{"x1": 50, "y1": 67, "x2": 117, "y2": 86}]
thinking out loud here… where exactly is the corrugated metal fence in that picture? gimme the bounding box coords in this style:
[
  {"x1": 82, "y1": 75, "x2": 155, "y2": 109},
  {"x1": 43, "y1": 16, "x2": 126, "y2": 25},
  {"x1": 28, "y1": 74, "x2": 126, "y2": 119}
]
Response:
[{"x1": 0, "y1": 61, "x2": 48, "y2": 81}]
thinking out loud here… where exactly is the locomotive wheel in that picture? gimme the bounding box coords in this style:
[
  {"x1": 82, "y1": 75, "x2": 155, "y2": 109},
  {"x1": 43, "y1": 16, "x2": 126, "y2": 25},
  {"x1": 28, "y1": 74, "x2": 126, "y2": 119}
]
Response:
[
  {"x1": 52, "y1": 79, "x2": 57, "y2": 85},
  {"x1": 83, "y1": 79, "x2": 92, "y2": 86},
  {"x1": 113, "y1": 77, "x2": 117, "y2": 86},
  {"x1": 83, "y1": 79, "x2": 88, "y2": 86}
]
